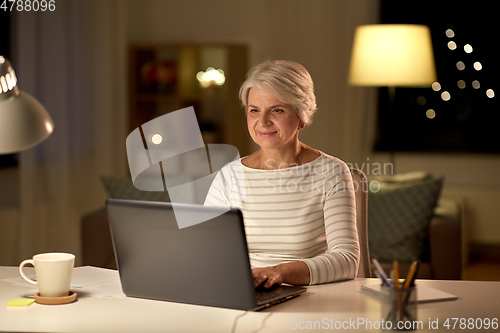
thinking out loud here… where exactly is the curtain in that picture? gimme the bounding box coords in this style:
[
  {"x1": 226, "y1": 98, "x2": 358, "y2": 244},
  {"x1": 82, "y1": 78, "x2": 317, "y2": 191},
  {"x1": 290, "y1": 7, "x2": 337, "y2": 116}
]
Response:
[{"x1": 14, "y1": 0, "x2": 127, "y2": 264}]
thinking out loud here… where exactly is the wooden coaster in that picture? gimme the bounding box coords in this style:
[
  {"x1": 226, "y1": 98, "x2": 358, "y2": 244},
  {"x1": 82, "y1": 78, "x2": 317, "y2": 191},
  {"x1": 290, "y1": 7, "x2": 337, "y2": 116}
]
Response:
[{"x1": 34, "y1": 291, "x2": 77, "y2": 305}]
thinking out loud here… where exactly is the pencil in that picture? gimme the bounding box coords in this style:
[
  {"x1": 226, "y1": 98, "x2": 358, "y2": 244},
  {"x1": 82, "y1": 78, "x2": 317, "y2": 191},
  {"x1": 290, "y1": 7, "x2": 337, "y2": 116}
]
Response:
[
  {"x1": 393, "y1": 260, "x2": 400, "y2": 289},
  {"x1": 372, "y1": 259, "x2": 390, "y2": 287},
  {"x1": 403, "y1": 261, "x2": 418, "y2": 289}
]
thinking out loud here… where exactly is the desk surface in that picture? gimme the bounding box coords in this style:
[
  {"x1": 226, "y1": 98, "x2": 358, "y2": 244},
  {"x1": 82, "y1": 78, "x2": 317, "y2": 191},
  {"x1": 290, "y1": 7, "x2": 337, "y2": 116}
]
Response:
[{"x1": 1, "y1": 266, "x2": 499, "y2": 333}]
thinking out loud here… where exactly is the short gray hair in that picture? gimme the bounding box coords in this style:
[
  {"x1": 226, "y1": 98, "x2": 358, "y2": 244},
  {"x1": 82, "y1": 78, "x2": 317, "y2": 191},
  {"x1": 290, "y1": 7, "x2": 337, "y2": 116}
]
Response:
[{"x1": 239, "y1": 60, "x2": 317, "y2": 126}]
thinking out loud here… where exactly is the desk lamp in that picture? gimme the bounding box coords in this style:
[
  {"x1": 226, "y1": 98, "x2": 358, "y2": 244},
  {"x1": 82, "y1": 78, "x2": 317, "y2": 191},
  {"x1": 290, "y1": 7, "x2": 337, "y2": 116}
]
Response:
[
  {"x1": 0, "y1": 56, "x2": 53, "y2": 154},
  {"x1": 348, "y1": 24, "x2": 437, "y2": 173}
]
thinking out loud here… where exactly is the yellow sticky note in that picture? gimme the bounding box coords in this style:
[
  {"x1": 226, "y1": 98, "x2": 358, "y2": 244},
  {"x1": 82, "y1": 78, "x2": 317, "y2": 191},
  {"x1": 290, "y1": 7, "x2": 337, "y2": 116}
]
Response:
[{"x1": 7, "y1": 299, "x2": 35, "y2": 307}]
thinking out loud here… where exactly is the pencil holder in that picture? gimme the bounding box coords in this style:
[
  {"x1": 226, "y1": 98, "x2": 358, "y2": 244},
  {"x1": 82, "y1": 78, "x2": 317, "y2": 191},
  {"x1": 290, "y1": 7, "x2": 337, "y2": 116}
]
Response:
[{"x1": 381, "y1": 285, "x2": 417, "y2": 331}]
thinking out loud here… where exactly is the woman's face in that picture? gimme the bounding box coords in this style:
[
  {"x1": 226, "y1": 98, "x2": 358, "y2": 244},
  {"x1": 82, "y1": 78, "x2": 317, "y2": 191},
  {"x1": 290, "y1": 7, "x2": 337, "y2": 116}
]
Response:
[{"x1": 246, "y1": 87, "x2": 303, "y2": 150}]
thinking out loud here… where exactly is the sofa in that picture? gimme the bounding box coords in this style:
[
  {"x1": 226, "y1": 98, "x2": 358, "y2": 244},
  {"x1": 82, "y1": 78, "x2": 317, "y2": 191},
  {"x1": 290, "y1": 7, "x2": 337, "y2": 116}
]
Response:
[{"x1": 376, "y1": 198, "x2": 463, "y2": 280}]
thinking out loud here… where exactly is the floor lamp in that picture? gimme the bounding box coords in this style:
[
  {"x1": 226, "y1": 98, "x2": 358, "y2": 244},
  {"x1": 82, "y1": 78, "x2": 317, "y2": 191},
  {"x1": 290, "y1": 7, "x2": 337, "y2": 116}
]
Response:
[
  {"x1": 0, "y1": 56, "x2": 53, "y2": 154},
  {"x1": 348, "y1": 24, "x2": 437, "y2": 174}
]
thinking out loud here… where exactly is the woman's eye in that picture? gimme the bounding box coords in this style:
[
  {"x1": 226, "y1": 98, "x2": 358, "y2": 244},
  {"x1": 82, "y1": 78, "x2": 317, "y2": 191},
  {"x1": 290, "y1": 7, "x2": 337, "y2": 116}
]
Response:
[
  {"x1": 272, "y1": 108, "x2": 284, "y2": 114},
  {"x1": 249, "y1": 109, "x2": 258, "y2": 113}
]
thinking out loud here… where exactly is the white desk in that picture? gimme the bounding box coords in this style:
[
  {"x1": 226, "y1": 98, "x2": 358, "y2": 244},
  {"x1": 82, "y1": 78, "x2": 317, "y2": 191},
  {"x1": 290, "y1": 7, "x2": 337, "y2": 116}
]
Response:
[{"x1": 1, "y1": 266, "x2": 499, "y2": 332}]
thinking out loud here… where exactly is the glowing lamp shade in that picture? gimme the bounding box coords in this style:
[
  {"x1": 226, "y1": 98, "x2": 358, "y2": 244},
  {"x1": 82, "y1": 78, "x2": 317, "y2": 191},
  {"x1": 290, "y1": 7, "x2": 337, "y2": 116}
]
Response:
[
  {"x1": 348, "y1": 24, "x2": 437, "y2": 87},
  {"x1": 0, "y1": 56, "x2": 54, "y2": 154}
]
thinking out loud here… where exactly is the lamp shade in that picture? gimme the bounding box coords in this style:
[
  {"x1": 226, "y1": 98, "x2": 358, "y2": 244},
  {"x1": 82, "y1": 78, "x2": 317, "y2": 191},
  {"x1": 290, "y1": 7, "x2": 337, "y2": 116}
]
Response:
[
  {"x1": 0, "y1": 56, "x2": 54, "y2": 154},
  {"x1": 348, "y1": 24, "x2": 437, "y2": 87}
]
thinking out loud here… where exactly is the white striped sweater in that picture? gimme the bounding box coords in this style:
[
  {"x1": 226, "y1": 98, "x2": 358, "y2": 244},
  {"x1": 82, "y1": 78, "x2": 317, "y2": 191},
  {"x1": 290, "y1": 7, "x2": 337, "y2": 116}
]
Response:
[{"x1": 204, "y1": 151, "x2": 360, "y2": 285}]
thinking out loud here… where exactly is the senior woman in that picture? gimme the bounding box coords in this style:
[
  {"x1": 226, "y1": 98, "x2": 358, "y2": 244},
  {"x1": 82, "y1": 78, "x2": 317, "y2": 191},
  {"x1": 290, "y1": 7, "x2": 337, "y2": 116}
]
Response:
[{"x1": 204, "y1": 60, "x2": 359, "y2": 288}]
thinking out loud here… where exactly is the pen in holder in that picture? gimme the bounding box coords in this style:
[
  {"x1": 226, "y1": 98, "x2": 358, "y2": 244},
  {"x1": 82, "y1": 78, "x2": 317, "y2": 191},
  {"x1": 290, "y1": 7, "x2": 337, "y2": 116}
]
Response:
[{"x1": 381, "y1": 285, "x2": 417, "y2": 331}]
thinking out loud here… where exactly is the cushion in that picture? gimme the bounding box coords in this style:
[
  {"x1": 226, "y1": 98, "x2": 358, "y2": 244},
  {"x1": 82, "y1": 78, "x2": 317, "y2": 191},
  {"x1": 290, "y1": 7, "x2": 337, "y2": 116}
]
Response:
[
  {"x1": 100, "y1": 176, "x2": 170, "y2": 202},
  {"x1": 368, "y1": 176, "x2": 444, "y2": 262}
]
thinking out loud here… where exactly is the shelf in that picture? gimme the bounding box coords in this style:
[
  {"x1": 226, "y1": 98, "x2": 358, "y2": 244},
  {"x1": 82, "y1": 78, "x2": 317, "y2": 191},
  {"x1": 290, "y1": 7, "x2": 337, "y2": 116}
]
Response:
[{"x1": 128, "y1": 44, "x2": 250, "y2": 156}]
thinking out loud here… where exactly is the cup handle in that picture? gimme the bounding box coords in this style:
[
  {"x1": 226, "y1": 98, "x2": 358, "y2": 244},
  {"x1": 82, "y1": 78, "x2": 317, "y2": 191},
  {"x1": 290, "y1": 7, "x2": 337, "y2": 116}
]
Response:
[{"x1": 19, "y1": 259, "x2": 38, "y2": 285}]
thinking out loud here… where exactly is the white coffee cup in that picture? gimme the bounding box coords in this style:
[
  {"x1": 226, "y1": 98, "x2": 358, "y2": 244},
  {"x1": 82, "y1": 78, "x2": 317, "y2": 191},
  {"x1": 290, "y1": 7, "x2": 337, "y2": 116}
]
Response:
[{"x1": 19, "y1": 253, "x2": 75, "y2": 297}]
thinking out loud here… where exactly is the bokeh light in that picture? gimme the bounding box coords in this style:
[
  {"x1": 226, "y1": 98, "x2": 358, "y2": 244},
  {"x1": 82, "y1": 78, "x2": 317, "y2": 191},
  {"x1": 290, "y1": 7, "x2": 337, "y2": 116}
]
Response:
[
  {"x1": 151, "y1": 134, "x2": 163, "y2": 145},
  {"x1": 426, "y1": 109, "x2": 436, "y2": 119},
  {"x1": 417, "y1": 96, "x2": 427, "y2": 105},
  {"x1": 448, "y1": 41, "x2": 457, "y2": 50},
  {"x1": 487, "y1": 89, "x2": 495, "y2": 98},
  {"x1": 457, "y1": 80, "x2": 466, "y2": 89},
  {"x1": 464, "y1": 44, "x2": 473, "y2": 53},
  {"x1": 474, "y1": 62, "x2": 482, "y2": 71},
  {"x1": 196, "y1": 67, "x2": 226, "y2": 87},
  {"x1": 441, "y1": 91, "x2": 451, "y2": 101},
  {"x1": 456, "y1": 61, "x2": 465, "y2": 70},
  {"x1": 432, "y1": 82, "x2": 441, "y2": 91},
  {"x1": 446, "y1": 29, "x2": 455, "y2": 38},
  {"x1": 472, "y1": 80, "x2": 480, "y2": 89}
]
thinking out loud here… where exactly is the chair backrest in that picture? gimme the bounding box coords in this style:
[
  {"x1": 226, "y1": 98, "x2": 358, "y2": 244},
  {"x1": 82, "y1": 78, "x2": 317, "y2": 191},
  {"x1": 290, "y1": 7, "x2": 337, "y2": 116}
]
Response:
[{"x1": 350, "y1": 168, "x2": 371, "y2": 278}]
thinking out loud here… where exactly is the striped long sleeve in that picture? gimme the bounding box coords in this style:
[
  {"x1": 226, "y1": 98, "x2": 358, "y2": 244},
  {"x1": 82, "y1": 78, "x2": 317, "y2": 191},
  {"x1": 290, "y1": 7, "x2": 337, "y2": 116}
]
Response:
[{"x1": 204, "y1": 151, "x2": 360, "y2": 285}]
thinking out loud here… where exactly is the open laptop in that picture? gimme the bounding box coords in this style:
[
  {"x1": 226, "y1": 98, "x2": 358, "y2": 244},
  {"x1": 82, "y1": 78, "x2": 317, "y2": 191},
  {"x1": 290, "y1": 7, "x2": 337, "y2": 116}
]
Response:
[{"x1": 106, "y1": 198, "x2": 306, "y2": 310}]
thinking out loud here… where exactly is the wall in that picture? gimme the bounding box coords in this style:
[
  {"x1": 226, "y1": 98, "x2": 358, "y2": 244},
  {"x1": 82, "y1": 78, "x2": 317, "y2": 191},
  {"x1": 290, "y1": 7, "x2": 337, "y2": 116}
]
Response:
[
  {"x1": 1, "y1": 0, "x2": 497, "y2": 265},
  {"x1": 124, "y1": 0, "x2": 500, "y2": 248},
  {"x1": 126, "y1": 0, "x2": 379, "y2": 162}
]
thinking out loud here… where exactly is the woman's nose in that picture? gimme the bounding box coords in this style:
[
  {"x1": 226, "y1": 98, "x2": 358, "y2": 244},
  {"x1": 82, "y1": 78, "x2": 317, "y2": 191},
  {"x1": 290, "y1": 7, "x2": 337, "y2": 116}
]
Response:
[{"x1": 259, "y1": 112, "x2": 272, "y2": 125}]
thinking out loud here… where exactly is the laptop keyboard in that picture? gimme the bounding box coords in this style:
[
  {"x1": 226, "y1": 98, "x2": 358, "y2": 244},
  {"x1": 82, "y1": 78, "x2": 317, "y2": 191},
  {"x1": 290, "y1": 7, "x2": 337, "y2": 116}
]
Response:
[
  {"x1": 255, "y1": 284, "x2": 291, "y2": 303},
  {"x1": 256, "y1": 290, "x2": 283, "y2": 303}
]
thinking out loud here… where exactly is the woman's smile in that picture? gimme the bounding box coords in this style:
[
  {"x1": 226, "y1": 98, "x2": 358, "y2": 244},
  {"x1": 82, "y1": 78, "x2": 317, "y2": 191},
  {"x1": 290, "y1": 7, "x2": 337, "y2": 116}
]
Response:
[{"x1": 258, "y1": 131, "x2": 278, "y2": 137}]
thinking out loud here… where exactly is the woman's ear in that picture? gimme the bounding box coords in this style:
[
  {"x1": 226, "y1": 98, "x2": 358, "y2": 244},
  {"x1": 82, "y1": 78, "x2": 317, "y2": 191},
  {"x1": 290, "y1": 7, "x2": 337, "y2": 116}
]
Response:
[{"x1": 298, "y1": 122, "x2": 305, "y2": 130}]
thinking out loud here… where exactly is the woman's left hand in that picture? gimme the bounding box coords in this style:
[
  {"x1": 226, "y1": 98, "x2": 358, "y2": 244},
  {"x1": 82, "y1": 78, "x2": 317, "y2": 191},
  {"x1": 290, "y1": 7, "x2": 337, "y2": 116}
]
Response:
[{"x1": 252, "y1": 266, "x2": 284, "y2": 289}]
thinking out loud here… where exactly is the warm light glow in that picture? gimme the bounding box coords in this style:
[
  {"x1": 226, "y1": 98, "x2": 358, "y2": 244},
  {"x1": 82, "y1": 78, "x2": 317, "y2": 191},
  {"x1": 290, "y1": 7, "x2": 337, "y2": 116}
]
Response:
[
  {"x1": 472, "y1": 80, "x2": 480, "y2": 89},
  {"x1": 45, "y1": 121, "x2": 53, "y2": 133},
  {"x1": 0, "y1": 76, "x2": 7, "y2": 93},
  {"x1": 0, "y1": 56, "x2": 4, "y2": 64},
  {"x1": 151, "y1": 134, "x2": 163, "y2": 145},
  {"x1": 196, "y1": 67, "x2": 226, "y2": 87},
  {"x1": 417, "y1": 96, "x2": 426, "y2": 105},
  {"x1": 10, "y1": 69, "x2": 17, "y2": 86},
  {"x1": 487, "y1": 89, "x2": 495, "y2": 98},
  {"x1": 456, "y1": 61, "x2": 465, "y2": 70},
  {"x1": 348, "y1": 24, "x2": 437, "y2": 86},
  {"x1": 5, "y1": 73, "x2": 13, "y2": 90},
  {"x1": 447, "y1": 41, "x2": 457, "y2": 50},
  {"x1": 464, "y1": 44, "x2": 473, "y2": 53},
  {"x1": 474, "y1": 62, "x2": 482, "y2": 71},
  {"x1": 432, "y1": 82, "x2": 441, "y2": 91},
  {"x1": 457, "y1": 80, "x2": 466, "y2": 89},
  {"x1": 426, "y1": 109, "x2": 436, "y2": 119},
  {"x1": 441, "y1": 91, "x2": 451, "y2": 101},
  {"x1": 446, "y1": 29, "x2": 455, "y2": 38}
]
